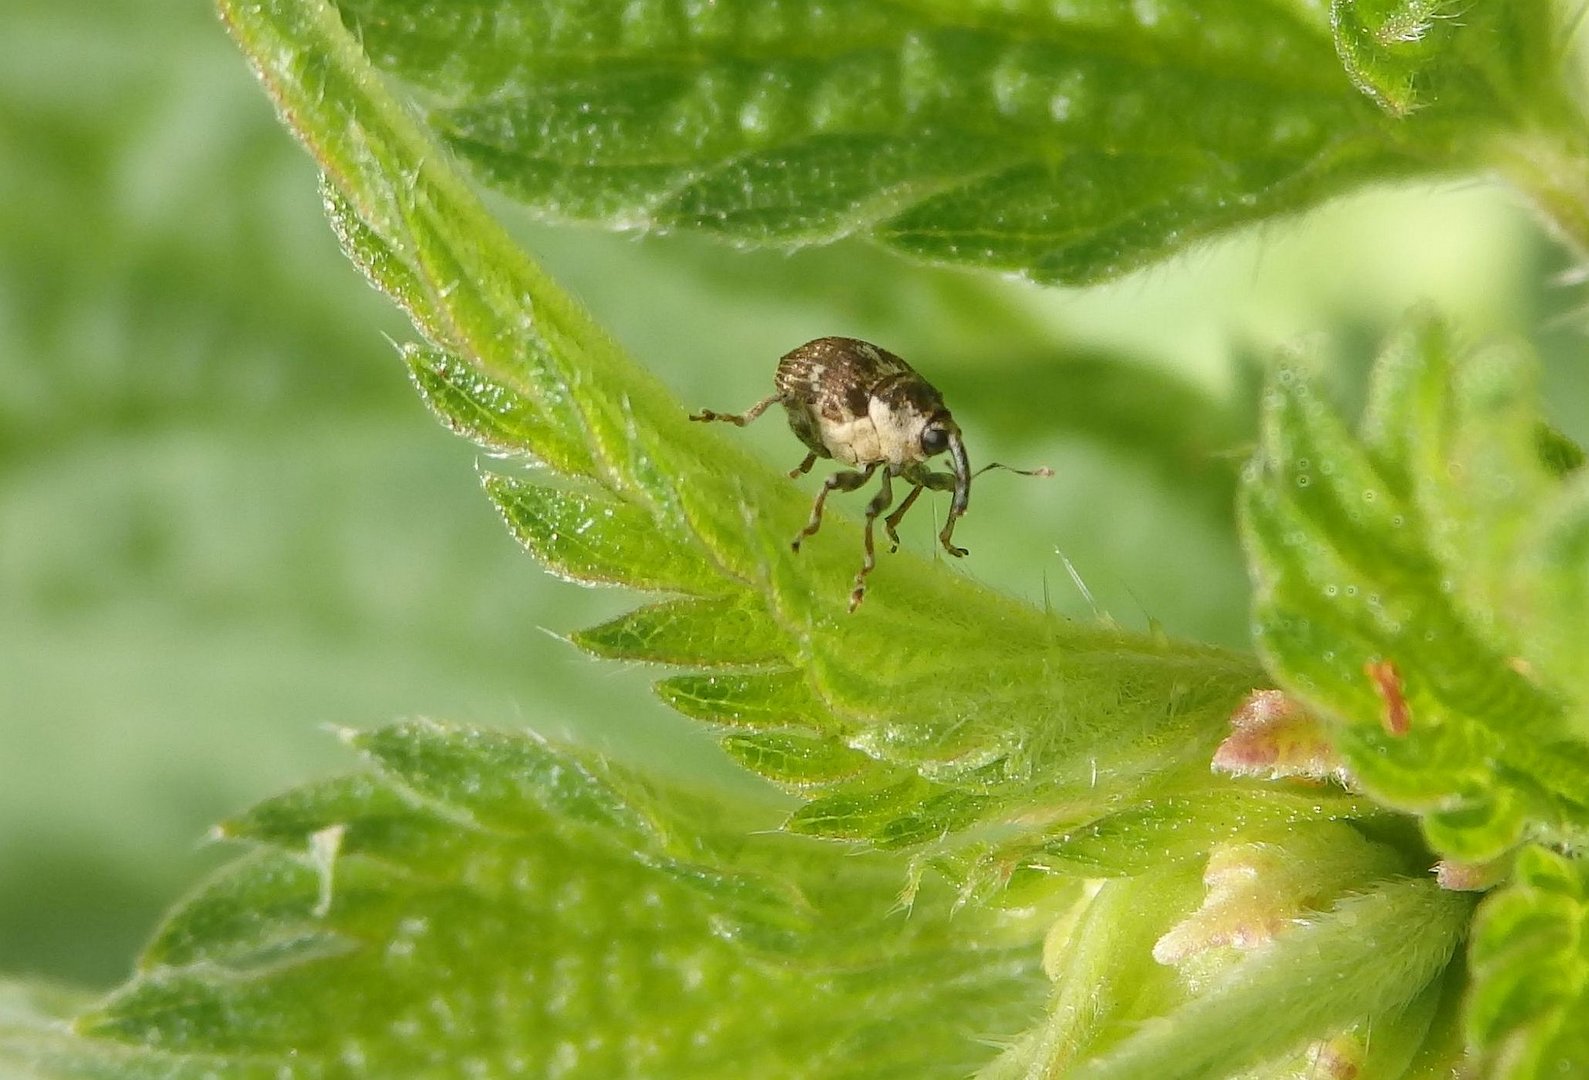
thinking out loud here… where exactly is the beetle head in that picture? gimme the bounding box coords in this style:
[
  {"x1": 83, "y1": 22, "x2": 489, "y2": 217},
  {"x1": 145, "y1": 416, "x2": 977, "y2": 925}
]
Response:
[{"x1": 910, "y1": 410, "x2": 968, "y2": 515}]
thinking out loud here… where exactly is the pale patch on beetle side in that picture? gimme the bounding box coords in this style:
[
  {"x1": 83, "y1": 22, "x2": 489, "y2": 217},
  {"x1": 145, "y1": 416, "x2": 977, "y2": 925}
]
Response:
[{"x1": 821, "y1": 414, "x2": 883, "y2": 466}]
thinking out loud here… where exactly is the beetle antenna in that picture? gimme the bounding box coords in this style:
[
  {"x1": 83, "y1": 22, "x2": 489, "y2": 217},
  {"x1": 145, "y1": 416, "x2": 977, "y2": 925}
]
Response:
[{"x1": 974, "y1": 462, "x2": 1055, "y2": 478}]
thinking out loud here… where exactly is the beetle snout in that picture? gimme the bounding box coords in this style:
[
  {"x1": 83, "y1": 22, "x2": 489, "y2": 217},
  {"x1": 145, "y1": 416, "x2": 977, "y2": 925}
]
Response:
[{"x1": 947, "y1": 429, "x2": 972, "y2": 517}]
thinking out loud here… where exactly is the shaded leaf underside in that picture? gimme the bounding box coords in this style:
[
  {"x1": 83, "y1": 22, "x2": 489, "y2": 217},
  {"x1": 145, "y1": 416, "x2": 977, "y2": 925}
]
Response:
[{"x1": 333, "y1": 0, "x2": 1447, "y2": 283}]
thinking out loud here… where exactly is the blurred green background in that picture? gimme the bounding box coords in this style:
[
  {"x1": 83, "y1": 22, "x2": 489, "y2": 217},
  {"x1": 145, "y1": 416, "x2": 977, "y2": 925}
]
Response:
[{"x1": 4, "y1": 0, "x2": 1587, "y2": 990}]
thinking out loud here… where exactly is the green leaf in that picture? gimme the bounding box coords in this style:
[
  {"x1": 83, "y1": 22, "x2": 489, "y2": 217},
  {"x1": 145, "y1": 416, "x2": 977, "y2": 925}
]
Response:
[
  {"x1": 1027, "y1": 788, "x2": 1385, "y2": 878},
  {"x1": 1468, "y1": 845, "x2": 1589, "y2": 1076},
  {"x1": 318, "y1": 0, "x2": 1536, "y2": 284},
  {"x1": 18, "y1": 721, "x2": 1043, "y2": 1079},
  {"x1": 484, "y1": 474, "x2": 722, "y2": 592},
  {"x1": 572, "y1": 595, "x2": 789, "y2": 666},
  {"x1": 655, "y1": 669, "x2": 836, "y2": 732},
  {"x1": 720, "y1": 730, "x2": 877, "y2": 788},
  {"x1": 216, "y1": 0, "x2": 1276, "y2": 885},
  {"x1": 1241, "y1": 314, "x2": 1589, "y2": 860}
]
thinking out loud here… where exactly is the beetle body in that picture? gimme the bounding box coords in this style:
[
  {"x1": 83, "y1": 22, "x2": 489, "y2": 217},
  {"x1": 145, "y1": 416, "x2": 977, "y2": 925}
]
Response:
[
  {"x1": 774, "y1": 337, "x2": 951, "y2": 471},
  {"x1": 691, "y1": 337, "x2": 1046, "y2": 610}
]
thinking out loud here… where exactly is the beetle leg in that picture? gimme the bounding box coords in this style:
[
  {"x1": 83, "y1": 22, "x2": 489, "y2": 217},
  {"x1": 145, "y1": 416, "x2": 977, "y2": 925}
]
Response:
[
  {"x1": 788, "y1": 451, "x2": 818, "y2": 479},
  {"x1": 792, "y1": 464, "x2": 877, "y2": 553},
  {"x1": 913, "y1": 471, "x2": 968, "y2": 557},
  {"x1": 851, "y1": 470, "x2": 896, "y2": 612},
  {"x1": 690, "y1": 393, "x2": 779, "y2": 427},
  {"x1": 939, "y1": 519, "x2": 968, "y2": 558},
  {"x1": 883, "y1": 484, "x2": 924, "y2": 552}
]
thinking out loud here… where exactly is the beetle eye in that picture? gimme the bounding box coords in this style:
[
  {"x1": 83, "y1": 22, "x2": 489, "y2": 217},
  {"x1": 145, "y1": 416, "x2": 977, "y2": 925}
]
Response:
[{"x1": 920, "y1": 426, "x2": 949, "y2": 455}]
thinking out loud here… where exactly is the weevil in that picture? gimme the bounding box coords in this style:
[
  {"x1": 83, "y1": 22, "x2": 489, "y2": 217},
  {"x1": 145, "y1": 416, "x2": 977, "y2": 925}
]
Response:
[{"x1": 691, "y1": 336, "x2": 1050, "y2": 610}]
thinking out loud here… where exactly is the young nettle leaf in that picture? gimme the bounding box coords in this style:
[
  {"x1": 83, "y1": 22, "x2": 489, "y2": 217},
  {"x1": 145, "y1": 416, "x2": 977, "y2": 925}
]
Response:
[
  {"x1": 1469, "y1": 845, "x2": 1589, "y2": 1075},
  {"x1": 1242, "y1": 314, "x2": 1589, "y2": 861},
  {"x1": 8, "y1": 722, "x2": 1042, "y2": 1080},
  {"x1": 318, "y1": 0, "x2": 1542, "y2": 284},
  {"x1": 1331, "y1": 0, "x2": 1558, "y2": 119},
  {"x1": 313, "y1": 0, "x2": 1588, "y2": 282}
]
